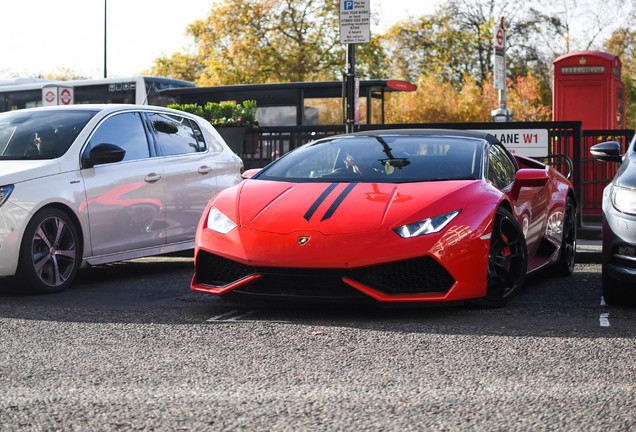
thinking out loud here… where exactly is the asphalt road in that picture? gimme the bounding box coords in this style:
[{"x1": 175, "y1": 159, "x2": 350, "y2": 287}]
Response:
[{"x1": 1, "y1": 256, "x2": 635, "y2": 431}]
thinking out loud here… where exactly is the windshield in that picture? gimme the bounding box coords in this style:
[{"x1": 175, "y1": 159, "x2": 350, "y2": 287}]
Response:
[
  {"x1": 0, "y1": 109, "x2": 97, "y2": 160},
  {"x1": 258, "y1": 134, "x2": 483, "y2": 183}
]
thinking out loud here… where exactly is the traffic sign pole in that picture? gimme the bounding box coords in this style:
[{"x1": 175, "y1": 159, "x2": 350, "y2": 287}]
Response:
[
  {"x1": 492, "y1": 17, "x2": 513, "y2": 122},
  {"x1": 339, "y1": 0, "x2": 369, "y2": 133},
  {"x1": 345, "y1": 44, "x2": 356, "y2": 133}
]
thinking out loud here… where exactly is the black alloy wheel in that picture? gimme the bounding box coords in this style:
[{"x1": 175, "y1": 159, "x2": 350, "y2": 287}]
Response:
[
  {"x1": 554, "y1": 197, "x2": 577, "y2": 276},
  {"x1": 476, "y1": 207, "x2": 528, "y2": 308}
]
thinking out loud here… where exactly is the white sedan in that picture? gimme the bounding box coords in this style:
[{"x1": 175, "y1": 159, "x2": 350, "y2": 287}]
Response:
[{"x1": 0, "y1": 104, "x2": 243, "y2": 293}]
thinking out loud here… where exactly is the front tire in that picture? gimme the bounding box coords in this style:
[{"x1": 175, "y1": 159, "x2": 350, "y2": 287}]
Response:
[
  {"x1": 602, "y1": 268, "x2": 626, "y2": 305},
  {"x1": 16, "y1": 208, "x2": 82, "y2": 294},
  {"x1": 476, "y1": 207, "x2": 528, "y2": 308},
  {"x1": 554, "y1": 196, "x2": 577, "y2": 276}
]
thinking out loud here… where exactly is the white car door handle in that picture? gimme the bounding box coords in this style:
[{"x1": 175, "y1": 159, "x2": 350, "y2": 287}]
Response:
[
  {"x1": 145, "y1": 173, "x2": 162, "y2": 183},
  {"x1": 198, "y1": 166, "x2": 212, "y2": 175}
]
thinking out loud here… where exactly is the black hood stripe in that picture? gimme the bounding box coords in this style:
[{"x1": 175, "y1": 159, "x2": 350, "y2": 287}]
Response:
[
  {"x1": 304, "y1": 183, "x2": 338, "y2": 221},
  {"x1": 321, "y1": 183, "x2": 357, "y2": 221}
]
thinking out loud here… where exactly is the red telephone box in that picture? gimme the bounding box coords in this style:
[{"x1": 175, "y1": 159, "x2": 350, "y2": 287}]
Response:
[{"x1": 553, "y1": 51, "x2": 625, "y2": 129}]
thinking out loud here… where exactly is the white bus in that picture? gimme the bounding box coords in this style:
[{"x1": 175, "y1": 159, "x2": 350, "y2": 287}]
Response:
[{"x1": 0, "y1": 76, "x2": 196, "y2": 112}]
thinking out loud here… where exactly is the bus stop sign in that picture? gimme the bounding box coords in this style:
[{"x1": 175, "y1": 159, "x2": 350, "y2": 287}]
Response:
[{"x1": 493, "y1": 18, "x2": 506, "y2": 90}]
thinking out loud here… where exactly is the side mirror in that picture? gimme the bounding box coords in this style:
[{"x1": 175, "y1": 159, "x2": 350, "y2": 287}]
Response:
[
  {"x1": 590, "y1": 141, "x2": 623, "y2": 163},
  {"x1": 241, "y1": 168, "x2": 261, "y2": 179},
  {"x1": 510, "y1": 168, "x2": 549, "y2": 199},
  {"x1": 81, "y1": 143, "x2": 126, "y2": 168}
]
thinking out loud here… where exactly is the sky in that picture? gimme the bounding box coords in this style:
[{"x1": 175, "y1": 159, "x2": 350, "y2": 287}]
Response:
[{"x1": 0, "y1": 0, "x2": 438, "y2": 80}]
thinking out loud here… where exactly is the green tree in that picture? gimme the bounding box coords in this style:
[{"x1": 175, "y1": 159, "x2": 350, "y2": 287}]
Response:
[
  {"x1": 384, "y1": 71, "x2": 550, "y2": 124},
  {"x1": 382, "y1": 0, "x2": 523, "y2": 87},
  {"x1": 507, "y1": 0, "x2": 634, "y2": 90},
  {"x1": 381, "y1": 9, "x2": 485, "y2": 86},
  {"x1": 146, "y1": 0, "x2": 634, "y2": 128},
  {"x1": 143, "y1": 52, "x2": 204, "y2": 83},
  {"x1": 381, "y1": 0, "x2": 633, "y2": 123},
  {"x1": 605, "y1": 28, "x2": 636, "y2": 129},
  {"x1": 146, "y1": 0, "x2": 388, "y2": 85}
]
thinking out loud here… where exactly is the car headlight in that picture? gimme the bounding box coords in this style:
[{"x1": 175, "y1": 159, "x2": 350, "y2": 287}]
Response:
[
  {"x1": 0, "y1": 185, "x2": 14, "y2": 208},
  {"x1": 611, "y1": 185, "x2": 636, "y2": 215},
  {"x1": 207, "y1": 206, "x2": 237, "y2": 234},
  {"x1": 394, "y1": 210, "x2": 461, "y2": 238}
]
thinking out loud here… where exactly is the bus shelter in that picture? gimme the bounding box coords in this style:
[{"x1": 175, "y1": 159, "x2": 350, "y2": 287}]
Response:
[{"x1": 158, "y1": 80, "x2": 416, "y2": 126}]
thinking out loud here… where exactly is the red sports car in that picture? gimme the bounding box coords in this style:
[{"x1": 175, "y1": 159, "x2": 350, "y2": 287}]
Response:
[{"x1": 191, "y1": 129, "x2": 576, "y2": 307}]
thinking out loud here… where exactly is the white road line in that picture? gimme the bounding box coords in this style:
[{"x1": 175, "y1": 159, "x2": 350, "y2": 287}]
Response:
[
  {"x1": 206, "y1": 309, "x2": 255, "y2": 322},
  {"x1": 599, "y1": 296, "x2": 611, "y2": 327},
  {"x1": 206, "y1": 309, "x2": 241, "y2": 321},
  {"x1": 206, "y1": 309, "x2": 291, "y2": 323},
  {"x1": 600, "y1": 312, "x2": 611, "y2": 327}
]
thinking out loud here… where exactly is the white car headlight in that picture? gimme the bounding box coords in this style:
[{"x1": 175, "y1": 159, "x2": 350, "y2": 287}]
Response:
[
  {"x1": 0, "y1": 185, "x2": 14, "y2": 208},
  {"x1": 611, "y1": 185, "x2": 636, "y2": 215},
  {"x1": 394, "y1": 210, "x2": 461, "y2": 238},
  {"x1": 207, "y1": 206, "x2": 237, "y2": 234}
]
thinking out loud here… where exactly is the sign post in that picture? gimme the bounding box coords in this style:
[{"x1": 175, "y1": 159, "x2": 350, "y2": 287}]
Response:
[
  {"x1": 491, "y1": 17, "x2": 513, "y2": 122},
  {"x1": 339, "y1": 0, "x2": 370, "y2": 133}
]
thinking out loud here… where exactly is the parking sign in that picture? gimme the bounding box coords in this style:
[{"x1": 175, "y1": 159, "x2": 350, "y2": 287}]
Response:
[{"x1": 339, "y1": 0, "x2": 370, "y2": 44}]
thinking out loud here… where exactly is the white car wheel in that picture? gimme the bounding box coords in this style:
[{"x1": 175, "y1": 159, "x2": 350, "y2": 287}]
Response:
[{"x1": 17, "y1": 208, "x2": 82, "y2": 293}]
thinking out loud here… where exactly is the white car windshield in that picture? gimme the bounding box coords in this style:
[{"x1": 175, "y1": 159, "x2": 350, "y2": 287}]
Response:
[
  {"x1": 257, "y1": 135, "x2": 483, "y2": 183},
  {"x1": 0, "y1": 110, "x2": 97, "y2": 160}
]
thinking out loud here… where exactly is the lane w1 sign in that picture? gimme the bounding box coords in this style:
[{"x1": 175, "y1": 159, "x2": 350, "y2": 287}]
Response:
[{"x1": 475, "y1": 129, "x2": 549, "y2": 157}]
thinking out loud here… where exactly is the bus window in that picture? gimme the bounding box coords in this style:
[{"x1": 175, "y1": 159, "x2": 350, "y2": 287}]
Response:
[
  {"x1": 0, "y1": 89, "x2": 43, "y2": 111},
  {"x1": 73, "y1": 82, "x2": 137, "y2": 105},
  {"x1": 143, "y1": 77, "x2": 196, "y2": 106},
  {"x1": 0, "y1": 76, "x2": 195, "y2": 112}
]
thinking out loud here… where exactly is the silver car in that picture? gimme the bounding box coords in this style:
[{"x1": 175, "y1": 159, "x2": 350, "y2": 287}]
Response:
[
  {"x1": 0, "y1": 104, "x2": 243, "y2": 293},
  {"x1": 591, "y1": 134, "x2": 636, "y2": 304}
]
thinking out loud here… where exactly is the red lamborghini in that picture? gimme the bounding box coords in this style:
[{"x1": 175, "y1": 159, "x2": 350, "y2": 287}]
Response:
[{"x1": 191, "y1": 129, "x2": 576, "y2": 307}]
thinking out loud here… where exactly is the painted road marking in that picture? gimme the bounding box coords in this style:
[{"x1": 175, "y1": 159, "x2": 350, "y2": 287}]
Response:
[
  {"x1": 206, "y1": 309, "x2": 290, "y2": 323},
  {"x1": 206, "y1": 309, "x2": 256, "y2": 322},
  {"x1": 600, "y1": 296, "x2": 610, "y2": 327},
  {"x1": 600, "y1": 312, "x2": 611, "y2": 327}
]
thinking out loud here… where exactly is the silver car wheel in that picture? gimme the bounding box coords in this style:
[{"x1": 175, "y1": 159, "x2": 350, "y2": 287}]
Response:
[{"x1": 18, "y1": 208, "x2": 81, "y2": 293}]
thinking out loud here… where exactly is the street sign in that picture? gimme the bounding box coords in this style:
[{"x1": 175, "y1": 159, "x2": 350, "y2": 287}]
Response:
[
  {"x1": 42, "y1": 86, "x2": 58, "y2": 106},
  {"x1": 41, "y1": 85, "x2": 74, "y2": 106},
  {"x1": 493, "y1": 18, "x2": 506, "y2": 90},
  {"x1": 59, "y1": 87, "x2": 74, "y2": 105},
  {"x1": 494, "y1": 55, "x2": 506, "y2": 90},
  {"x1": 475, "y1": 129, "x2": 549, "y2": 157},
  {"x1": 339, "y1": 0, "x2": 370, "y2": 44},
  {"x1": 494, "y1": 28, "x2": 505, "y2": 50}
]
